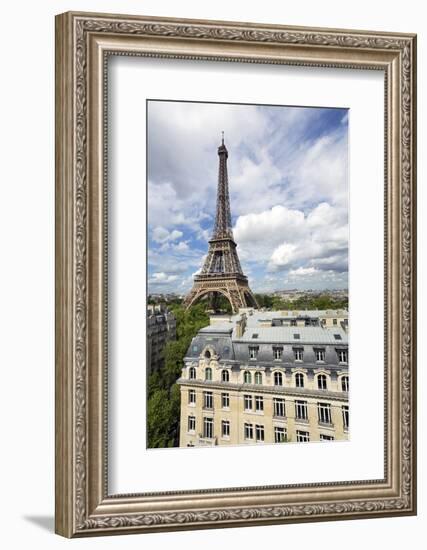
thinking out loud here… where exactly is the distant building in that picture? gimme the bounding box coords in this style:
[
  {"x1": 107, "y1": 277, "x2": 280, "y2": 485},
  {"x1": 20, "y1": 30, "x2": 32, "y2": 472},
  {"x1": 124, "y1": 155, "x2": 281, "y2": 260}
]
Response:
[
  {"x1": 147, "y1": 305, "x2": 176, "y2": 374},
  {"x1": 177, "y1": 308, "x2": 349, "y2": 447},
  {"x1": 273, "y1": 289, "x2": 348, "y2": 304},
  {"x1": 148, "y1": 293, "x2": 183, "y2": 303}
]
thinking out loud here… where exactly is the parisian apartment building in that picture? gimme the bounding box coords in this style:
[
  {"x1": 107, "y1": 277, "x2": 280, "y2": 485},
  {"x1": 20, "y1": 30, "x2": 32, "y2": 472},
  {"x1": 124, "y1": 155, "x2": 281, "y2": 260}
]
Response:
[
  {"x1": 178, "y1": 308, "x2": 349, "y2": 446},
  {"x1": 147, "y1": 304, "x2": 177, "y2": 375}
]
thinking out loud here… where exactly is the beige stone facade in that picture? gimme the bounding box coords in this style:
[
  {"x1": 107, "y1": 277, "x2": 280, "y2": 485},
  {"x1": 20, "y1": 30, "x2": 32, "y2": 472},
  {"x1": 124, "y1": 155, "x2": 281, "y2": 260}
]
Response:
[{"x1": 178, "y1": 309, "x2": 349, "y2": 447}]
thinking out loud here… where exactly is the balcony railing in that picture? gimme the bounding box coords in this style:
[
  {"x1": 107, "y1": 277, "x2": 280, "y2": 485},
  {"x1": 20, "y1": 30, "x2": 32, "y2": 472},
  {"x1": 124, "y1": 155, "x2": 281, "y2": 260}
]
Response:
[{"x1": 198, "y1": 435, "x2": 217, "y2": 446}]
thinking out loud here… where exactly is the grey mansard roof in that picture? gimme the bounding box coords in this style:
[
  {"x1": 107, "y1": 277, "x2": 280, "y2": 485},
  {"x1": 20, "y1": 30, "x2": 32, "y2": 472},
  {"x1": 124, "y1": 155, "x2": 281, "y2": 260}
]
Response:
[
  {"x1": 238, "y1": 326, "x2": 347, "y2": 344},
  {"x1": 184, "y1": 311, "x2": 348, "y2": 366},
  {"x1": 188, "y1": 331, "x2": 236, "y2": 361}
]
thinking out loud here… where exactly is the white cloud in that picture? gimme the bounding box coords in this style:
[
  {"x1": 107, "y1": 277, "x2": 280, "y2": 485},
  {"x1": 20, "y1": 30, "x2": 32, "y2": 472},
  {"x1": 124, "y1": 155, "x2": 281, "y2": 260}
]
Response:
[
  {"x1": 234, "y1": 205, "x2": 305, "y2": 248},
  {"x1": 270, "y1": 244, "x2": 300, "y2": 268},
  {"x1": 172, "y1": 241, "x2": 189, "y2": 252},
  {"x1": 152, "y1": 226, "x2": 183, "y2": 243},
  {"x1": 148, "y1": 272, "x2": 179, "y2": 285},
  {"x1": 285, "y1": 267, "x2": 348, "y2": 289},
  {"x1": 288, "y1": 266, "x2": 320, "y2": 277},
  {"x1": 147, "y1": 101, "x2": 347, "y2": 230},
  {"x1": 234, "y1": 201, "x2": 348, "y2": 276},
  {"x1": 285, "y1": 132, "x2": 348, "y2": 209}
]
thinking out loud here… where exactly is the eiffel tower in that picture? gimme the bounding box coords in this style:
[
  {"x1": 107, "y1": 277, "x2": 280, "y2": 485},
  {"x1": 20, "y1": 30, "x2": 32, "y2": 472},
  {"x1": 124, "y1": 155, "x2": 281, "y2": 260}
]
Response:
[{"x1": 184, "y1": 134, "x2": 258, "y2": 313}]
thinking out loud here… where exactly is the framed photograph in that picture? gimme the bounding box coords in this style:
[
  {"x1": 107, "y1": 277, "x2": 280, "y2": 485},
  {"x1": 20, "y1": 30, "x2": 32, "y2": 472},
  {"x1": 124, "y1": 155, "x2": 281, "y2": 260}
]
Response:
[{"x1": 55, "y1": 11, "x2": 417, "y2": 537}]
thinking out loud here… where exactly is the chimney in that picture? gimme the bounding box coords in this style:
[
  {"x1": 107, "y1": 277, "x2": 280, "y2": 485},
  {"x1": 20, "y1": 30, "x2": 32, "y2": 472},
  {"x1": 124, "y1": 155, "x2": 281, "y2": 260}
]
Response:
[{"x1": 235, "y1": 313, "x2": 247, "y2": 338}]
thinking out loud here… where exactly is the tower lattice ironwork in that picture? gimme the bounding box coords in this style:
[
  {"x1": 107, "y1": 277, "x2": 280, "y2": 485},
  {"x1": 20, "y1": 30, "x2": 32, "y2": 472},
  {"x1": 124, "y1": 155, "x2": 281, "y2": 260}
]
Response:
[{"x1": 184, "y1": 136, "x2": 258, "y2": 313}]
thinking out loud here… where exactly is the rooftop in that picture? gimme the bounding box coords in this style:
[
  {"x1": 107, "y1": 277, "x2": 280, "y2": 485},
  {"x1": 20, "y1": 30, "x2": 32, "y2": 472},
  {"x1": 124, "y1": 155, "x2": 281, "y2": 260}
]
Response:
[{"x1": 239, "y1": 325, "x2": 348, "y2": 344}]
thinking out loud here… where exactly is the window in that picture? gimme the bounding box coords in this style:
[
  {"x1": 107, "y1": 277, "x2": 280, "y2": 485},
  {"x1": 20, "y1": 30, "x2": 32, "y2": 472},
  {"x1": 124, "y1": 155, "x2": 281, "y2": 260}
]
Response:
[
  {"x1": 320, "y1": 434, "x2": 334, "y2": 441},
  {"x1": 254, "y1": 371, "x2": 262, "y2": 385},
  {"x1": 295, "y1": 372, "x2": 305, "y2": 388},
  {"x1": 334, "y1": 334, "x2": 342, "y2": 340},
  {"x1": 221, "y1": 420, "x2": 230, "y2": 438},
  {"x1": 221, "y1": 392, "x2": 230, "y2": 408},
  {"x1": 274, "y1": 426, "x2": 287, "y2": 443},
  {"x1": 274, "y1": 371, "x2": 283, "y2": 386},
  {"x1": 255, "y1": 395, "x2": 264, "y2": 412},
  {"x1": 188, "y1": 415, "x2": 196, "y2": 433},
  {"x1": 204, "y1": 349, "x2": 211, "y2": 359},
  {"x1": 296, "y1": 430, "x2": 310, "y2": 442},
  {"x1": 203, "y1": 391, "x2": 213, "y2": 409},
  {"x1": 243, "y1": 370, "x2": 252, "y2": 384},
  {"x1": 252, "y1": 333, "x2": 259, "y2": 339},
  {"x1": 315, "y1": 348, "x2": 326, "y2": 362},
  {"x1": 244, "y1": 394, "x2": 253, "y2": 411},
  {"x1": 291, "y1": 319, "x2": 297, "y2": 326},
  {"x1": 244, "y1": 423, "x2": 253, "y2": 440},
  {"x1": 337, "y1": 349, "x2": 348, "y2": 363},
  {"x1": 341, "y1": 375, "x2": 349, "y2": 392},
  {"x1": 273, "y1": 398, "x2": 286, "y2": 417},
  {"x1": 205, "y1": 367, "x2": 212, "y2": 381},
  {"x1": 189, "y1": 366, "x2": 196, "y2": 379},
  {"x1": 255, "y1": 424, "x2": 265, "y2": 442},
  {"x1": 249, "y1": 346, "x2": 259, "y2": 359},
  {"x1": 273, "y1": 346, "x2": 283, "y2": 360},
  {"x1": 318, "y1": 402, "x2": 332, "y2": 425},
  {"x1": 221, "y1": 369, "x2": 230, "y2": 382},
  {"x1": 317, "y1": 374, "x2": 327, "y2": 390},
  {"x1": 294, "y1": 347, "x2": 303, "y2": 361},
  {"x1": 203, "y1": 417, "x2": 214, "y2": 439},
  {"x1": 295, "y1": 400, "x2": 308, "y2": 420},
  {"x1": 342, "y1": 405, "x2": 349, "y2": 430},
  {"x1": 293, "y1": 333, "x2": 300, "y2": 340},
  {"x1": 188, "y1": 389, "x2": 196, "y2": 404},
  {"x1": 333, "y1": 318, "x2": 338, "y2": 325}
]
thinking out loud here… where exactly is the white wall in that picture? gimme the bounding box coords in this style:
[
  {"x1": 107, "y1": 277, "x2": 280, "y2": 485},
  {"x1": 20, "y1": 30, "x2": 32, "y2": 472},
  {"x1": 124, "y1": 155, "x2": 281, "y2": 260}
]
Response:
[{"x1": 0, "y1": 1, "x2": 424, "y2": 548}]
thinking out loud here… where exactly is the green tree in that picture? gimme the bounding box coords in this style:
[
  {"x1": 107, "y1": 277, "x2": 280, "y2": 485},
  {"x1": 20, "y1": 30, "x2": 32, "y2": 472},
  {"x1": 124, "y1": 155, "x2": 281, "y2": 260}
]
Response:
[
  {"x1": 147, "y1": 303, "x2": 209, "y2": 448},
  {"x1": 147, "y1": 389, "x2": 175, "y2": 448}
]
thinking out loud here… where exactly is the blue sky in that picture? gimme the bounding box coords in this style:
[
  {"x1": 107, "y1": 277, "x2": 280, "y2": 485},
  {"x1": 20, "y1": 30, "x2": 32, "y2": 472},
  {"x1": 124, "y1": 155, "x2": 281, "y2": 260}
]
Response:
[{"x1": 147, "y1": 100, "x2": 348, "y2": 294}]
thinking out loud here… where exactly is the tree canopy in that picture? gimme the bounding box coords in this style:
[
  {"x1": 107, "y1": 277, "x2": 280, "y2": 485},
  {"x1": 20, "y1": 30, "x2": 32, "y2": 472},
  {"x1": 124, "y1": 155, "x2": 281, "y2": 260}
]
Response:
[{"x1": 147, "y1": 303, "x2": 209, "y2": 448}]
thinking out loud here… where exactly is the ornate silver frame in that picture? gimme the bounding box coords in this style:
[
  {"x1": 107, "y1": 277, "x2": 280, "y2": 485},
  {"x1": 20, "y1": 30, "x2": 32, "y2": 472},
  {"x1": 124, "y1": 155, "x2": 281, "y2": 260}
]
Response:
[{"x1": 55, "y1": 11, "x2": 417, "y2": 537}]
